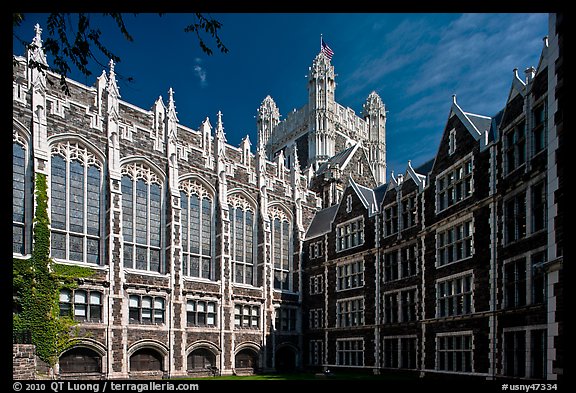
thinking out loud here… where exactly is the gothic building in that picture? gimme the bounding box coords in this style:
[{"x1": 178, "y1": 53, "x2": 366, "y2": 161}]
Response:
[
  {"x1": 13, "y1": 13, "x2": 563, "y2": 381},
  {"x1": 257, "y1": 50, "x2": 387, "y2": 208},
  {"x1": 301, "y1": 13, "x2": 563, "y2": 380},
  {"x1": 13, "y1": 23, "x2": 320, "y2": 379}
]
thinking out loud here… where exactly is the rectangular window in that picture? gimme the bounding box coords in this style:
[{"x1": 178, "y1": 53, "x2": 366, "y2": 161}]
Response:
[
  {"x1": 384, "y1": 289, "x2": 417, "y2": 324},
  {"x1": 309, "y1": 340, "x2": 323, "y2": 366},
  {"x1": 309, "y1": 241, "x2": 324, "y2": 259},
  {"x1": 336, "y1": 260, "x2": 364, "y2": 291},
  {"x1": 531, "y1": 251, "x2": 546, "y2": 305},
  {"x1": 336, "y1": 339, "x2": 364, "y2": 366},
  {"x1": 504, "y1": 328, "x2": 547, "y2": 379},
  {"x1": 401, "y1": 195, "x2": 417, "y2": 230},
  {"x1": 187, "y1": 299, "x2": 217, "y2": 327},
  {"x1": 336, "y1": 298, "x2": 364, "y2": 328},
  {"x1": 275, "y1": 308, "x2": 297, "y2": 332},
  {"x1": 504, "y1": 330, "x2": 526, "y2": 377},
  {"x1": 384, "y1": 205, "x2": 398, "y2": 236},
  {"x1": 437, "y1": 220, "x2": 473, "y2": 266},
  {"x1": 437, "y1": 274, "x2": 473, "y2": 317},
  {"x1": 128, "y1": 294, "x2": 164, "y2": 325},
  {"x1": 336, "y1": 217, "x2": 364, "y2": 252},
  {"x1": 532, "y1": 104, "x2": 547, "y2": 155},
  {"x1": 383, "y1": 337, "x2": 417, "y2": 369},
  {"x1": 531, "y1": 182, "x2": 546, "y2": 233},
  {"x1": 234, "y1": 304, "x2": 260, "y2": 329},
  {"x1": 436, "y1": 158, "x2": 473, "y2": 212},
  {"x1": 383, "y1": 338, "x2": 398, "y2": 368},
  {"x1": 437, "y1": 334, "x2": 473, "y2": 373},
  {"x1": 384, "y1": 293, "x2": 398, "y2": 324},
  {"x1": 504, "y1": 259, "x2": 527, "y2": 308},
  {"x1": 308, "y1": 308, "x2": 323, "y2": 329},
  {"x1": 309, "y1": 274, "x2": 323, "y2": 295},
  {"x1": 400, "y1": 244, "x2": 417, "y2": 278},
  {"x1": 505, "y1": 192, "x2": 527, "y2": 243},
  {"x1": 505, "y1": 122, "x2": 526, "y2": 174},
  {"x1": 530, "y1": 329, "x2": 546, "y2": 379},
  {"x1": 384, "y1": 252, "x2": 399, "y2": 282},
  {"x1": 58, "y1": 289, "x2": 102, "y2": 323}
]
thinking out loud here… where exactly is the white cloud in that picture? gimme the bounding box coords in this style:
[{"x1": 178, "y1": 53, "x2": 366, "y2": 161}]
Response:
[{"x1": 193, "y1": 58, "x2": 207, "y2": 87}]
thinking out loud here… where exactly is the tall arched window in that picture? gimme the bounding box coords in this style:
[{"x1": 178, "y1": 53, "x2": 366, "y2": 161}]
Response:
[
  {"x1": 270, "y1": 207, "x2": 291, "y2": 291},
  {"x1": 13, "y1": 136, "x2": 29, "y2": 255},
  {"x1": 121, "y1": 162, "x2": 163, "y2": 273},
  {"x1": 229, "y1": 195, "x2": 255, "y2": 286},
  {"x1": 180, "y1": 180, "x2": 213, "y2": 280},
  {"x1": 50, "y1": 142, "x2": 102, "y2": 264}
]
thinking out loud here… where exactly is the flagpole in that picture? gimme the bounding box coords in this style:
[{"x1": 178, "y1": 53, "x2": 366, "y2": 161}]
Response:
[{"x1": 320, "y1": 33, "x2": 323, "y2": 50}]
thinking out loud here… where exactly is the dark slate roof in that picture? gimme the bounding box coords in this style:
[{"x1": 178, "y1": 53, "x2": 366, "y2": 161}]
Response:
[
  {"x1": 465, "y1": 112, "x2": 492, "y2": 134},
  {"x1": 304, "y1": 204, "x2": 338, "y2": 240},
  {"x1": 373, "y1": 183, "x2": 388, "y2": 207},
  {"x1": 316, "y1": 144, "x2": 357, "y2": 175},
  {"x1": 489, "y1": 108, "x2": 505, "y2": 142},
  {"x1": 414, "y1": 158, "x2": 434, "y2": 176}
]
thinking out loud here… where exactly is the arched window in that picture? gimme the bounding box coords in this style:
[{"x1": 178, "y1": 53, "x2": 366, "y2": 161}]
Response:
[
  {"x1": 50, "y1": 142, "x2": 102, "y2": 264},
  {"x1": 180, "y1": 180, "x2": 213, "y2": 279},
  {"x1": 121, "y1": 163, "x2": 163, "y2": 273},
  {"x1": 187, "y1": 348, "x2": 216, "y2": 371},
  {"x1": 13, "y1": 138, "x2": 29, "y2": 255},
  {"x1": 270, "y1": 208, "x2": 291, "y2": 291},
  {"x1": 130, "y1": 348, "x2": 163, "y2": 372},
  {"x1": 229, "y1": 195, "x2": 255, "y2": 286},
  {"x1": 59, "y1": 347, "x2": 101, "y2": 374}
]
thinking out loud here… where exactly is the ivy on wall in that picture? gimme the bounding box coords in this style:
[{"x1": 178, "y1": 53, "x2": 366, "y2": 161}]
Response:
[{"x1": 13, "y1": 172, "x2": 95, "y2": 370}]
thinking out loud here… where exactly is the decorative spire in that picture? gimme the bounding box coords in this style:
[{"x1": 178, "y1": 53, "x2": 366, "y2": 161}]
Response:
[
  {"x1": 107, "y1": 59, "x2": 120, "y2": 98},
  {"x1": 33, "y1": 24, "x2": 42, "y2": 47},
  {"x1": 167, "y1": 87, "x2": 178, "y2": 122},
  {"x1": 216, "y1": 111, "x2": 226, "y2": 140},
  {"x1": 29, "y1": 23, "x2": 48, "y2": 67}
]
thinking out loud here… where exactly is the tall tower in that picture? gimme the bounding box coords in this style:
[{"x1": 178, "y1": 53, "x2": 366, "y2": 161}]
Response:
[
  {"x1": 256, "y1": 95, "x2": 280, "y2": 160},
  {"x1": 363, "y1": 91, "x2": 387, "y2": 185},
  {"x1": 307, "y1": 51, "x2": 336, "y2": 170}
]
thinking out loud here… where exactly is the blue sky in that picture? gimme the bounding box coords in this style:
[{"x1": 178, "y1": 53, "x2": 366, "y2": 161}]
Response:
[{"x1": 13, "y1": 13, "x2": 549, "y2": 176}]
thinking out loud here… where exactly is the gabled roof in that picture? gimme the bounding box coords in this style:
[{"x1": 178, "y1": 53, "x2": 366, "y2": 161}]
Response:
[
  {"x1": 414, "y1": 158, "x2": 434, "y2": 176},
  {"x1": 304, "y1": 204, "x2": 338, "y2": 240},
  {"x1": 373, "y1": 183, "x2": 388, "y2": 207},
  {"x1": 464, "y1": 112, "x2": 492, "y2": 135},
  {"x1": 350, "y1": 176, "x2": 378, "y2": 214},
  {"x1": 450, "y1": 95, "x2": 490, "y2": 141},
  {"x1": 316, "y1": 143, "x2": 358, "y2": 175},
  {"x1": 489, "y1": 108, "x2": 505, "y2": 142}
]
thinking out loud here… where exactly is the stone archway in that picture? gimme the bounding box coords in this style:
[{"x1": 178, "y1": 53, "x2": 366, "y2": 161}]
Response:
[
  {"x1": 234, "y1": 348, "x2": 259, "y2": 375},
  {"x1": 275, "y1": 346, "x2": 297, "y2": 372},
  {"x1": 59, "y1": 347, "x2": 102, "y2": 376}
]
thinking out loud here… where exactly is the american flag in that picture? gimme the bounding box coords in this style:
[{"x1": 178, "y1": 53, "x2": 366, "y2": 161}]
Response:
[{"x1": 321, "y1": 37, "x2": 334, "y2": 60}]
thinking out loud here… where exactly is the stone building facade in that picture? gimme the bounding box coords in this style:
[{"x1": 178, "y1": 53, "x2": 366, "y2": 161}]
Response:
[
  {"x1": 13, "y1": 14, "x2": 563, "y2": 381},
  {"x1": 301, "y1": 13, "x2": 563, "y2": 380},
  {"x1": 12, "y1": 24, "x2": 320, "y2": 379}
]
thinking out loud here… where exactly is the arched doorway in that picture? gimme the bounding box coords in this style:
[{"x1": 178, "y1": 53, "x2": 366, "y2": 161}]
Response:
[
  {"x1": 59, "y1": 347, "x2": 102, "y2": 375},
  {"x1": 130, "y1": 348, "x2": 163, "y2": 372},
  {"x1": 275, "y1": 346, "x2": 296, "y2": 372},
  {"x1": 235, "y1": 348, "x2": 259, "y2": 374}
]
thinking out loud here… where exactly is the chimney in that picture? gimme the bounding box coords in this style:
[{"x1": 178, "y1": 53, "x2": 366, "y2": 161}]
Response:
[{"x1": 524, "y1": 66, "x2": 536, "y2": 84}]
